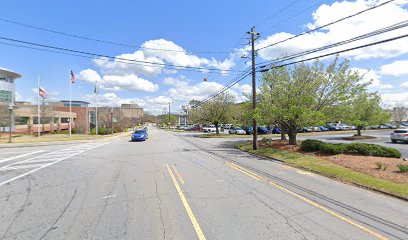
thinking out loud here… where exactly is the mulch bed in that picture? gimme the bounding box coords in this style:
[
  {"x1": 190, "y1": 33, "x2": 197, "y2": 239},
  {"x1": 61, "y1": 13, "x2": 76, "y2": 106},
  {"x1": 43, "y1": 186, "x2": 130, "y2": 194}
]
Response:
[
  {"x1": 342, "y1": 135, "x2": 377, "y2": 140},
  {"x1": 260, "y1": 140, "x2": 408, "y2": 184}
]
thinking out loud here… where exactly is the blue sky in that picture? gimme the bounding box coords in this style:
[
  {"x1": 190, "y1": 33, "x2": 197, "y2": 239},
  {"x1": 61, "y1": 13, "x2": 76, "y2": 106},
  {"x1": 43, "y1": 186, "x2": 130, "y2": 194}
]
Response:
[{"x1": 1, "y1": 0, "x2": 407, "y2": 114}]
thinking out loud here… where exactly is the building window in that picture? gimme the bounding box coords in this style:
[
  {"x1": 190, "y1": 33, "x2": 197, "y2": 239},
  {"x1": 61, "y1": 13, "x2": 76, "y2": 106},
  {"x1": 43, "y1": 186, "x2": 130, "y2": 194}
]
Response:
[
  {"x1": 0, "y1": 90, "x2": 12, "y2": 103},
  {"x1": 15, "y1": 117, "x2": 29, "y2": 125}
]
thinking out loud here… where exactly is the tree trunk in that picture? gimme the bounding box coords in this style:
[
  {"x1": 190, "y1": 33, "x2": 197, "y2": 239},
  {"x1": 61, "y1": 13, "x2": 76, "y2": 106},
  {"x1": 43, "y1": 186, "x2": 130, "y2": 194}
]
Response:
[
  {"x1": 215, "y1": 122, "x2": 219, "y2": 135},
  {"x1": 280, "y1": 132, "x2": 286, "y2": 140},
  {"x1": 356, "y1": 126, "x2": 362, "y2": 136},
  {"x1": 287, "y1": 127, "x2": 297, "y2": 145}
]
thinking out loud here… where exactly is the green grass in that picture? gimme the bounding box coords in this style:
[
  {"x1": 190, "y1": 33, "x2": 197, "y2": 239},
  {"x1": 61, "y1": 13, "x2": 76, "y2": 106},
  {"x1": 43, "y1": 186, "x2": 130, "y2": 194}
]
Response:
[{"x1": 235, "y1": 141, "x2": 408, "y2": 198}]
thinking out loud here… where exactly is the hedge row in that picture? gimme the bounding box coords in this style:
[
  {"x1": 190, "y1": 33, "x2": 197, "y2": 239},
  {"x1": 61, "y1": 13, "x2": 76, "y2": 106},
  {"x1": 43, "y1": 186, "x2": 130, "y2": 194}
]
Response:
[{"x1": 300, "y1": 139, "x2": 401, "y2": 158}]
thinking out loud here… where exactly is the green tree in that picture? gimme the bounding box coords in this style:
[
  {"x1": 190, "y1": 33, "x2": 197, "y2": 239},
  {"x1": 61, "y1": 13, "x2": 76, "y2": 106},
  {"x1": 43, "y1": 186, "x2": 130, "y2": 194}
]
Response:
[
  {"x1": 258, "y1": 58, "x2": 366, "y2": 145},
  {"x1": 190, "y1": 93, "x2": 235, "y2": 134},
  {"x1": 345, "y1": 92, "x2": 391, "y2": 136}
]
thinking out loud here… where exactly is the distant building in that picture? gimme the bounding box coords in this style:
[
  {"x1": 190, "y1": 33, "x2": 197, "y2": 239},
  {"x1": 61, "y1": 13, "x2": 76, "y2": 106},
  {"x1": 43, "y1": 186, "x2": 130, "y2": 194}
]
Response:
[
  {"x1": 119, "y1": 104, "x2": 144, "y2": 120},
  {"x1": 0, "y1": 67, "x2": 21, "y2": 104},
  {"x1": 52, "y1": 101, "x2": 92, "y2": 134}
]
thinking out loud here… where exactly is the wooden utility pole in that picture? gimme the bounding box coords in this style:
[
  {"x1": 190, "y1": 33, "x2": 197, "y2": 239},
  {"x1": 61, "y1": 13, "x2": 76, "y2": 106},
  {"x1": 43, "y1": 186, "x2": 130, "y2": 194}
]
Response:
[{"x1": 249, "y1": 26, "x2": 259, "y2": 150}]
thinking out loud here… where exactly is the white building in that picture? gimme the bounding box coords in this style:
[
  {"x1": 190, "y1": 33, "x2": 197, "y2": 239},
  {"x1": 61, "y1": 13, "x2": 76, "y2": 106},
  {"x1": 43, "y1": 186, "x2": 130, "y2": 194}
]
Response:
[{"x1": 0, "y1": 67, "x2": 21, "y2": 104}]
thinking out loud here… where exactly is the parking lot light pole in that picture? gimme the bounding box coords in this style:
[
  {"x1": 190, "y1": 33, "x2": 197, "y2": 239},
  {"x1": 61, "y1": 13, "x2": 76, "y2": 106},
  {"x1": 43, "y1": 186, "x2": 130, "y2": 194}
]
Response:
[{"x1": 8, "y1": 103, "x2": 13, "y2": 143}]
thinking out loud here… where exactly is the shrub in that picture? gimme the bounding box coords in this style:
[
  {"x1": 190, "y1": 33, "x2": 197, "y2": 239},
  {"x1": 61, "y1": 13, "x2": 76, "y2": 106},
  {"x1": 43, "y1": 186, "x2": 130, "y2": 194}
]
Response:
[
  {"x1": 300, "y1": 139, "x2": 324, "y2": 152},
  {"x1": 300, "y1": 139, "x2": 401, "y2": 158},
  {"x1": 397, "y1": 164, "x2": 408, "y2": 173},
  {"x1": 320, "y1": 143, "x2": 347, "y2": 155},
  {"x1": 375, "y1": 162, "x2": 384, "y2": 170}
]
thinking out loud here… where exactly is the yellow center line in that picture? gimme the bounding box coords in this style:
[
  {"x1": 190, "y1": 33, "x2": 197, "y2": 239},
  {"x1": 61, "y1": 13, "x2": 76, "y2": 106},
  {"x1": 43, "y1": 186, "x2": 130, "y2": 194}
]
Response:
[
  {"x1": 227, "y1": 162, "x2": 388, "y2": 240},
  {"x1": 165, "y1": 164, "x2": 206, "y2": 240},
  {"x1": 225, "y1": 162, "x2": 261, "y2": 180},
  {"x1": 171, "y1": 164, "x2": 185, "y2": 184}
]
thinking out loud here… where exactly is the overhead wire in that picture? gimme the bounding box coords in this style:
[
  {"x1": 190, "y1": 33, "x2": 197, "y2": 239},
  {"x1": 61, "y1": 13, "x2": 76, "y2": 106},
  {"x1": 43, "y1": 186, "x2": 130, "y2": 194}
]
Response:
[
  {"x1": 0, "y1": 17, "x2": 235, "y2": 54},
  {"x1": 0, "y1": 35, "x2": 245, "y2": 74},
  {"x1": 257, "y1": 19, "x2": 408, "y2": 67},
  {"x1": 256, "y1": 0, "x2": 396, "y2": 51},
  {"x1": 202, "y1": 31, "x2": 408, "y2": 103}
]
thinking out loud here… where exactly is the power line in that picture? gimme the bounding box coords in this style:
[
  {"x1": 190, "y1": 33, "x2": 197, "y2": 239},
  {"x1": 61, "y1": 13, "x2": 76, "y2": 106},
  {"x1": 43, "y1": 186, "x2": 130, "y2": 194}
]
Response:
[
  {"x1": 254, "y1": 0, "x2": 304, "y2": 28},
  {"x1": 258, "y1": 0, "x2": 327, "y2": 35},
  {"x1": 257, "y1": 19, "x2": 408, "y2": 67},
  {"x1": 0, "y1": 17, "x2": 234, "y2": 54},
  {"x1": 203, "y1": 32, "x2": 408, "y2": 102},
  {"x1": 0, "y1": 41, "x2": 239, "y2": 75},
  {"x1": 256, "y1": 0, "x2": 395, "y2": 51},
  {"x1": 0, "y1": 35, "x2": 244, "y2": 73}
]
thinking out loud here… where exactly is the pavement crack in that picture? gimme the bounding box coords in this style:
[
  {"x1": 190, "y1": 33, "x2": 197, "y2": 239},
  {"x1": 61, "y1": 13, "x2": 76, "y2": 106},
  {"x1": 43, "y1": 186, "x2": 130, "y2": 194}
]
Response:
[
  {"x1": 155, "y1": 180, "x2": 166, "y2": 240},
  {"x1": 38, "y1": 187, "x2": 78, "y2": 240},
  {"x1": 0, "y1": 175, "x2": 33, "y2": 240}
]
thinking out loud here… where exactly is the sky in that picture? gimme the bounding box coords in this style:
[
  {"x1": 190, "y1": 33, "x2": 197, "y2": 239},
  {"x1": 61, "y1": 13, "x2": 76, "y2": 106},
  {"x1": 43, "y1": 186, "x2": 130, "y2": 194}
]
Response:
[{"x1": 1, "y1": 0, "x2": 407, "y2": 115}]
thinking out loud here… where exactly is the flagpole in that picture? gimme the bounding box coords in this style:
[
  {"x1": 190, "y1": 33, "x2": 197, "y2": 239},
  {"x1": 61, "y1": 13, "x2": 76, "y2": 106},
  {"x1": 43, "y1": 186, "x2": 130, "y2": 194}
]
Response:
[
  {"x1": 69, "y1": 69, "x2": 72, "y2": 138},
  {"x1": 37, "y1": 75, "x2": 40, "y2": 138}
]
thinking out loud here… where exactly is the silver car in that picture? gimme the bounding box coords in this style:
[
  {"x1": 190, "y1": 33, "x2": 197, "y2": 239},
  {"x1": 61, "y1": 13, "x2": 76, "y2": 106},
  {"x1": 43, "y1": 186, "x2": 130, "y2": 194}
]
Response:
[{"x1": 390, "y1": 129, "x2": 408, "y2": 143}]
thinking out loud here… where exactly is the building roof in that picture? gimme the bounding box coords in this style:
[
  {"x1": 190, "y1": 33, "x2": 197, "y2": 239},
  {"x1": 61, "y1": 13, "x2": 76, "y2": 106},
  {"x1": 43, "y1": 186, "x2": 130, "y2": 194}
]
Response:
[
  {"x1": 60, "y1": 100, "x2": 90, "y2": 104},
  {"x1": 0, "y1": 67, "x2": 22, "y2": 79}
]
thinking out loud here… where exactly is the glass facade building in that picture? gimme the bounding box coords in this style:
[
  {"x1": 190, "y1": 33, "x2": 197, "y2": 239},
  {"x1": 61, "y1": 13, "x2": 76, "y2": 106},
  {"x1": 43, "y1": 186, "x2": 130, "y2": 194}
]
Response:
[{"x1": 0, "y1": 68, "x2": 21, "y2": 104}]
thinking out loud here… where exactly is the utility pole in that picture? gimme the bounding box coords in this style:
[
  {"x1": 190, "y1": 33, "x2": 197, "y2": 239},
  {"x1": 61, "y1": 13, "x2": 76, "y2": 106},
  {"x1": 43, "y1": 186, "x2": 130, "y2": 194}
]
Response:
[
  {"x1": 111, "y1": 108, "x2": 113, "y2": 135},
  {"x1": 248, "y1": 26, "x2": 259, "y2": 150},
  {"x1": 8, "y1": 103, "x2": 12, "y2": 143},
  {"x1": 168, "y1": 102, "x2": 171, "y2": 129}
]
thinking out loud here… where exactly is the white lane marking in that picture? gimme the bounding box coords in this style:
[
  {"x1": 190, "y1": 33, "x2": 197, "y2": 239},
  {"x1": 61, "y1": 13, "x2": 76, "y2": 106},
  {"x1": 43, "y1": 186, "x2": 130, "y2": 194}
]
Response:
[
  {"x1": 0, "y1": 164, "x2": 45, "y2": 171},
  {"x1": 101, "y1": 194, "x2": 117, "y2": 199},
  {"x1": 0, "y1": 150, "x2": 46, "y2": 164},
  {"x1": 0, "y1": 140, "x2": 118, "y2": 187}
]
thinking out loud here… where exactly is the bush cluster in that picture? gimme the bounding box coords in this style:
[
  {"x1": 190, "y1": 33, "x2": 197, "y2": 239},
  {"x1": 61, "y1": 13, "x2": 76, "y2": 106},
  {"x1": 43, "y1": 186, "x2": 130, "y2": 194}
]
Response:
[
  {"x1": 300, "y1": 139, "x2": 401, "y2": 158},
  {"x1": 90, "y1": 127, "x2": 122, "y2": 135}
]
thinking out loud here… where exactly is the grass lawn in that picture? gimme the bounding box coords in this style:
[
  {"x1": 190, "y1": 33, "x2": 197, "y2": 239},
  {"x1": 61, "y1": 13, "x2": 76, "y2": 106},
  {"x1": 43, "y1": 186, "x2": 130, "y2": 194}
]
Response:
[{"x1": 235, "y1": 141, "x2": 408, "y2": 198}]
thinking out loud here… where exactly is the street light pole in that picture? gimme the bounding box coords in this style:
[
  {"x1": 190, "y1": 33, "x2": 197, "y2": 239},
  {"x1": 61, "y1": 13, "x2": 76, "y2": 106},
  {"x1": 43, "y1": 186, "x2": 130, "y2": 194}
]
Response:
[
  {"x1": 8, "y1": 103, "x2": 12, "y2": 143},
  {"x1": 111, "y1": 108, "x2": 113, "y2": 135}
]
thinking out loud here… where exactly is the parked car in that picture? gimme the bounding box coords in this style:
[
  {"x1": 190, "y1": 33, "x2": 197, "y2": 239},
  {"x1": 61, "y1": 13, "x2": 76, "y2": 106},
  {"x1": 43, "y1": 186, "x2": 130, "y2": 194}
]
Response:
[
  {"x1": 223, "y1": 124, "x2": 234, "y2": 130},
  {"x1": 319, "y1": 126, "x2": 330, "y2": 131},
  {"x1": 229, "y1": 127, "x2": 246, "y2": 135},
  {"x1": 131, "y1": 130, "x2": 148, "y2": 141},
  {"x1": 203, "y1": 125, "x2": 216, "y2": 133},
  {"x1": 257, "y1": 126, "x2": 270, "y2": 134},
  {"x1": 272, "y1": 127, "x2": 281, "y2": 134},
  {"x1": 242, "y1": 126, "x2": 254, "y2": 135},
  {"x1": 390, "y1": 129, "x2": 408, "y2": 143},
  {"x1": 326, "y1": 123, "x2": 341, "y2": 131},
  {"x1": 299, "y1": 127, "x2": 313, "y2": 133},
  {"x1": 336, "y1": 123, "x2": 349, "y2": 130},
  {"x1": 379, "y1": 123, "x2": 398, "y2": 129},
  {"x1": 313, "y1": 126, "x2": 321, "y2": 132}
]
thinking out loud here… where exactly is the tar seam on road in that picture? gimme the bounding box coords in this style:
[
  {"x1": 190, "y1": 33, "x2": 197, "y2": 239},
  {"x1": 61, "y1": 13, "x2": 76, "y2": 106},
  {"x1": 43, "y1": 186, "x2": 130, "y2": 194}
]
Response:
[
  {"x1": 227, "y1": 161, "x2": 389, "y2": 240},
  {"x1": 165, "y1": 164, "x2": 206, "y2": 240},
  {"x1": 171, "y1": 164, "x2": 185, "y2": 184}
]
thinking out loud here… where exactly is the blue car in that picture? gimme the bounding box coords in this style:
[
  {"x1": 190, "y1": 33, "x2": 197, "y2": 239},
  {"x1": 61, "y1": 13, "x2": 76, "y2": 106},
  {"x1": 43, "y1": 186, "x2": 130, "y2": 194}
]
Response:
[
  {"x1": 131, "y1": 130, "x2": 148, "y2": 141},
  {"x1": 272, "y1": 127, "x2": 281, "y2": 134}
]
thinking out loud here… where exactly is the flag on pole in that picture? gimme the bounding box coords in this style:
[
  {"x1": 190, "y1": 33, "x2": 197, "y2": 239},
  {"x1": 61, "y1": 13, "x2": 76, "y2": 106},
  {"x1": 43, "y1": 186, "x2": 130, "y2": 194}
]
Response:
[
  {"x1": 70, "y1": 70, "x2": 75, "y2": 84},
  {"x1": 39, "y1": 87, "x2": 47, "y2": 98}
]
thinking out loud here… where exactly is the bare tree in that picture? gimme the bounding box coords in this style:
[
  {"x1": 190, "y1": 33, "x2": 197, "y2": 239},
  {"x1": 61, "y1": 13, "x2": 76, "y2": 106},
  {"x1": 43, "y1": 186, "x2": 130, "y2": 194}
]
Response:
[
  {"x1": 393, "y1": 105, "x2": 408, "y2": 127},
  {"x1": 0, "y1": 103, "x2": 9, "y2": 138}
]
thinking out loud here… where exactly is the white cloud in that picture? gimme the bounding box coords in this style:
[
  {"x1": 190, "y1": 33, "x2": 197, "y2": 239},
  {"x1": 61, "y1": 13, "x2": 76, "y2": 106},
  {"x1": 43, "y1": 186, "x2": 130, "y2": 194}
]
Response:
[
  {"x1": 256, "y1": 0, "x2": 408, "y2": 61},
  {"x1": 380, "y1": 60, "x2": 408, "y2": 76},
  {"x1": 351, "y1": 67, "x2": 394, "y2": 89},
  {"x1": 165, "y1": 77, "x2": 248, "y2": 103},
  {"x1": 84, "y1": 92, "x2": 145, "y2": 107},
  {"x1": 381, "y1": 92, "x2": 408, "y2": 106},
  {"x1": 78, "y1": 69, "x2": 158, "y2": 92},
  {"x1": 93, "y1": 39, "x2": 234, "y2": 77},
  {"x1": 401, "y1": 81, "x2": 408, "y2": 88}
]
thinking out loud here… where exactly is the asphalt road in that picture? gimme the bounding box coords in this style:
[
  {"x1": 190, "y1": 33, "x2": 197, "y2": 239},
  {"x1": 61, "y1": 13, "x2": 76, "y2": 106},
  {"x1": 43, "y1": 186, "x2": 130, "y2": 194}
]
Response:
[{"x1": 0, "y1": 128, "x2": 407, "y2": 240}]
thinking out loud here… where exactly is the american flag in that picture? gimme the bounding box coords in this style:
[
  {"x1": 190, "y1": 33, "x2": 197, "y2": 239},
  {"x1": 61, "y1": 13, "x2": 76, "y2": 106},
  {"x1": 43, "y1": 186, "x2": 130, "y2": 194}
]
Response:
[
  {"x1": 70, "y1": 70, "x2": 75, "y2": 84},
  {"x1": 39, "y1": 87, "x2": 47, "y2": 98}
]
